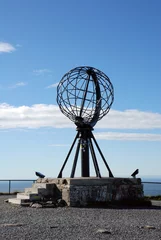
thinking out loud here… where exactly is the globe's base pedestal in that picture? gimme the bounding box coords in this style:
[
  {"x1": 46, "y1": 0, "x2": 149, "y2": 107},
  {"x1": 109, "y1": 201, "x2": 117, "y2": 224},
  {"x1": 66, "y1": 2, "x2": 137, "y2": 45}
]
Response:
[{"x1": 36, "y1": 177, "x2": 144, "y2": 207}]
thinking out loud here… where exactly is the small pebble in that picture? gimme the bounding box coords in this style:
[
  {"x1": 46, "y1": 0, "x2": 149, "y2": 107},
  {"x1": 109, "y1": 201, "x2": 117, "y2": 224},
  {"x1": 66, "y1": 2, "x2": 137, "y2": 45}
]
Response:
[
  {"x1": 141, "y1": 225, "x2": 156, "y2": 229},
  {"x1": 96, "y1": 229, "x2": 111, "y2": 234},
  {"x1": 0, "y1": 223, "x2": 24, "y2": 227}
]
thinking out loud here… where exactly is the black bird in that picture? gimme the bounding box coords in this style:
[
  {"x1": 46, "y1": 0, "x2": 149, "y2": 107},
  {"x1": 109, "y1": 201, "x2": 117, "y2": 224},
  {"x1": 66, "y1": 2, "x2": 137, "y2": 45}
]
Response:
[
  {"x1": 35, "y1": 171, "x2": 45, "y2": 178},
  {"x1": 131, "y1": 169, "x2": 139, "y2": 178}
]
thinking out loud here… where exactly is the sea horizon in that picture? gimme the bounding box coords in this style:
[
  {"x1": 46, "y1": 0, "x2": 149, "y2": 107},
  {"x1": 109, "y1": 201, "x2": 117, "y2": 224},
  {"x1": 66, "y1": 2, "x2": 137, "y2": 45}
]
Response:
[{"x1": 0, "y1": 177, "x2": 161, "y2": 196}]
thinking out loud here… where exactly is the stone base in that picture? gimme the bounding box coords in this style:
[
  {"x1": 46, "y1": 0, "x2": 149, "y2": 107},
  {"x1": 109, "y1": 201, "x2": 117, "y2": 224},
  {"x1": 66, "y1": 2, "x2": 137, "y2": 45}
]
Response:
[{"x1": 36, "y1": 177, "x2": 144, "y2": 207}]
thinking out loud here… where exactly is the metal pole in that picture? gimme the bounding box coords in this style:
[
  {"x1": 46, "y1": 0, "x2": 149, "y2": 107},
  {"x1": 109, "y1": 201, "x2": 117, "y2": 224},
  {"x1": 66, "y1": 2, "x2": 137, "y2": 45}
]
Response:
[
  {"x1": 81, "y1": 129, "x2": 90, "y2": 177},
  {"x1": 91, "y1": 132, "x2": 114, "y2": 177},
  {"x1": 57, "y1": 132, "x2": 79, "y2": 178},
  {"x1": 9, "y1": 180, "x2": 11, "y2": 194},
  {"x1": 89, "y1": 138, "x2": 101, "y2": 178},
  {"x1": 70, "y1": 140, "x2": 81, "y2": 178}
]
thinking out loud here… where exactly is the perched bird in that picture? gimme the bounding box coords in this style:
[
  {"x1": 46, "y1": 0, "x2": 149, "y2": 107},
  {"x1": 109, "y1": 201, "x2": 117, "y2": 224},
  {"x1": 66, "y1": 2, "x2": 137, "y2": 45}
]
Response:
[
  {"x1": 131, "y1": 169, "x2": 139, "y2": 178},
  {"x1": 35, "y1": 171, "x2": 45, "y2": 178}
]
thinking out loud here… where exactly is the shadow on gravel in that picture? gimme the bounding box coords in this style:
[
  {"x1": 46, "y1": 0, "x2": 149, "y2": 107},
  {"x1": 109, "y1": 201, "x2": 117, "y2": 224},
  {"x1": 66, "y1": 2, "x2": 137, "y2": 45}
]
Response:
[{"x1": 84, "y1": 199, "x2": 161, "y2": 210}]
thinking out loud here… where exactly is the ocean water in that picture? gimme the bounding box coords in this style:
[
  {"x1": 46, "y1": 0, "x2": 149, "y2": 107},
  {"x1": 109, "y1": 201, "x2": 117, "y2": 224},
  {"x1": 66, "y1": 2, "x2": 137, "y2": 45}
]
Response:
[
  {"x1": 142, "y1": 178, "x2": 161, "y2": 196},
  {"x1": 0, "y1": 178, "x2": 161, "y2": 196},
  {"x1": 0, "y1": 181, "x2": 35, "y2": 193}
]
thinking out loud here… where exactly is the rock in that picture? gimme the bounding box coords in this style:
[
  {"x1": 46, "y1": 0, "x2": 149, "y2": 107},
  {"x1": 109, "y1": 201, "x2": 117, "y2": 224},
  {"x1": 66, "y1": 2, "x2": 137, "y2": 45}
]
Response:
[
  {"x1": 46, "y1": 201, "x2": 54, "y2": 204},
  {"x1": 62, "y1": 179, "x2": 68, "y2": 185},
  {"x1": 0, "y1": 223, "x2": 24, "y2": 227},
  {"x1": 96, "y1": 229, "x2": 111, "y2": 234},
  {"x1": 43, "y1": 202, "x2": 57, "y2": 208},
  {"x1": 4, "y1": 199, "x2": 9, "y2": 203},
  {"x1": 31, "y1": 203, "x2": 43, "y2": 208},
  {"x1": 141, "y1": 225, "x2": 156, "y2": 230},
  {"x1": 36, "y1": 178, "x2": 42, "y2": 183},
  {"x1": 57, "y1": 199, "x2": 67, "y2": 207},
  {"x1": 30, "y1": 202, "x2": 34, "y2": 207},
  {"x1": 50, "y1": 226, "x2": 58, "y2": 229},
  {"x1": 41, "y1": 178, "x2": 49, "y2": 183}
]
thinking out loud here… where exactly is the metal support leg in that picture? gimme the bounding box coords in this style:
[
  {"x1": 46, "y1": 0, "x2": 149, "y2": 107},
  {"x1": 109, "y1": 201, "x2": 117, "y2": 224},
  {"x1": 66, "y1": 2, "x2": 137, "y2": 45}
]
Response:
[
  {"x1": 58, "y1": 127, "x2": 114, "y2": 178},
  {"x1": 70, "y1": 140, "x2": 81, "y2": 178},
  {"x1": 57, "y1": 132, "x2": 79, "y2": 178},
  {"x1": 91, "y1": 132, "x2": 114, "y2": 177},
  {"x1": 89, "y1": 138, "x2": 101, "y2": 178}
]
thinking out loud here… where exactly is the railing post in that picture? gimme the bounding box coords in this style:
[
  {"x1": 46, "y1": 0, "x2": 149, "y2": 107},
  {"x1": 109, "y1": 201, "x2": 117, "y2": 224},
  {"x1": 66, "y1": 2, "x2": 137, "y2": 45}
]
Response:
[{"x1": 9, "y1": 180, "x2": 11, "y2": 194}]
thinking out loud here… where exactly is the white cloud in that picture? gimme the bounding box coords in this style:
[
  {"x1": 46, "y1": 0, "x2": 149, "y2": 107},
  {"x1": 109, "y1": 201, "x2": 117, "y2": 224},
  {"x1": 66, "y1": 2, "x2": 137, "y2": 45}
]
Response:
[
  {"x1": 95, "y1": 132, "x2": 161, "y2": 141},
  {"x1": 0, "y1": 42, "x2": 15, "y2": 53},
  {"x1": 10, "y1": 82, "x2": 27, "y2": 88},
  {"x1": 0, "y1": 103, "x2": 72, "y2": 129},
  {"x1": 97, "y1": 109, "x2": 161, "y2": 129},
  {"x1": 0, "y1": 103, "x2": 161, "y2": 133},
  {"x1": 46, "y1": 82, "x2": 59, "y2": 88},
  {"x1": 33, "y1": 69, "x2": 52, "y2": 76}
]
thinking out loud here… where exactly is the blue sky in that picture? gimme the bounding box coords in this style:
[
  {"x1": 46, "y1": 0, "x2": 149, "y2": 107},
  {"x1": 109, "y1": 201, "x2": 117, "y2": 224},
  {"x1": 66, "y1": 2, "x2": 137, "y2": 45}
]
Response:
[{"x1": 0, "y1": 0, "x2": 161, "y2": 179}]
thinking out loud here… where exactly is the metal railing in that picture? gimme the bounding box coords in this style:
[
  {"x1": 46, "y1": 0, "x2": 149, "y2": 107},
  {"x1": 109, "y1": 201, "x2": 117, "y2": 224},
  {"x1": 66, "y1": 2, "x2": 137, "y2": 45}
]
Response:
[
  {"x1": 142, "y1": 181, "x2": 161, "y2": 196},
  {"x1": 142, "y1": 181, "x2": 161, "y2": 184},
  {"x1": 0, "y1": 179, "x2": 36, "y2": 194},
  {"x1": 0, "y1": 179, "x2": 161, "y2": 196}
]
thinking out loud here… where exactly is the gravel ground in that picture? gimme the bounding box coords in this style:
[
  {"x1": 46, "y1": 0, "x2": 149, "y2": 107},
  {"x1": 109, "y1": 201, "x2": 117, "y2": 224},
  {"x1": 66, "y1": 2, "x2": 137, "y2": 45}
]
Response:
[{"x1": 0, "y1": 195, "x2": 161, "y2": 240}]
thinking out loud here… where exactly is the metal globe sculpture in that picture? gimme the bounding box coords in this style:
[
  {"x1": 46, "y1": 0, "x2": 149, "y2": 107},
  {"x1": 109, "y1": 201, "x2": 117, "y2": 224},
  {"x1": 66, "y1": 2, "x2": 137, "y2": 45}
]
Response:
[
  {"x1": 57, "y1": 66, "x2": 114, "y2": 128},
  {"x1": 57, "y1": 66, "x2": 114, "y2": 178}
]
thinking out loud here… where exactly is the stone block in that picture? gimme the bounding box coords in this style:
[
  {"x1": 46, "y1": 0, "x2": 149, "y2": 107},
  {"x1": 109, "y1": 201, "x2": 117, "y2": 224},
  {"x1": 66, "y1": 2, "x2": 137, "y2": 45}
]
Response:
[
  {"x1": 8, "y1": 177, "x2": 144, "y2": 207},
  {"x1": 17, "y1": 193, "x2": 41, "y2": 201},
  {"x1": 56, "y1": 177, "x2": 144, "y2": 207}
]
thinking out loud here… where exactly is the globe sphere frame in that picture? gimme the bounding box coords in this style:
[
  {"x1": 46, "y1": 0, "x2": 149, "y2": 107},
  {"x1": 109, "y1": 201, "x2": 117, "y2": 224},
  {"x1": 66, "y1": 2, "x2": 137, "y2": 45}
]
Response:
[
  {"x1": 57, "y1": 66, "x2": 114, "y2": 127},
  {"x1": 57, "y1": 66, "x2": 114, "y2": 178}
]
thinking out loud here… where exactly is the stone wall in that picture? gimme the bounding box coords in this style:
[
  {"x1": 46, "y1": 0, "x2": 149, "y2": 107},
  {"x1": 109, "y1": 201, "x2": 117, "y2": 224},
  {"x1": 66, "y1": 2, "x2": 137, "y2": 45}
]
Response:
[{"x1": 36, "y1": 177, "x2": 144, "y2": 207}]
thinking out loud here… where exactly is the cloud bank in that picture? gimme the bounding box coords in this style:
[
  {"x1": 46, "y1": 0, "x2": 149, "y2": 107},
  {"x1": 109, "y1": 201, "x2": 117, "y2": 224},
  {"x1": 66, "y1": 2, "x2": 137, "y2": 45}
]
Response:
[
  {"x1": 0, "y1": 103, "x2": 72, "y2": 129},
  {"x1": 0, "y1": 42, "x2": 15, "y2": 53},
  {"x1": 94, "y1": 132, "x2": 161, "y2": 141},
  {"x1": 0, "y1": 103, "x2": 161, "y2": 141},
  {"x1": 0, "y1": 103, "x2": 161, "y2": 130},
  {"x1": 97, "y1": 109, "x2": 161, "y2": 129}
]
